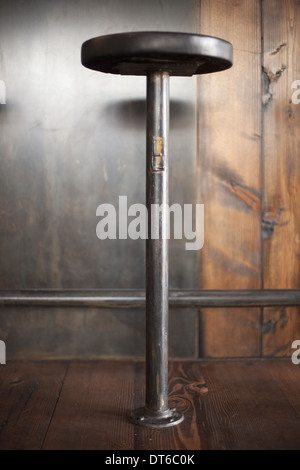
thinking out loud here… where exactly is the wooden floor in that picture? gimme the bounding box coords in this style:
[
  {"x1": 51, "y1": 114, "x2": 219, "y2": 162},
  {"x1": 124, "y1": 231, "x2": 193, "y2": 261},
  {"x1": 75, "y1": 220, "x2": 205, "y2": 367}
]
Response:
[{"x1": 0, "y1": 359, "x2": 300, "y2": 450}]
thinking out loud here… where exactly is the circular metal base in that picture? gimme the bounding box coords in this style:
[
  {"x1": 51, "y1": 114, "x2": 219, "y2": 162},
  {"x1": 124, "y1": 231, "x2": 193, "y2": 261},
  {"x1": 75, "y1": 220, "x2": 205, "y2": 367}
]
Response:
[{"x1": 130, "y1": 407, "x2": 184, "y2": 428}]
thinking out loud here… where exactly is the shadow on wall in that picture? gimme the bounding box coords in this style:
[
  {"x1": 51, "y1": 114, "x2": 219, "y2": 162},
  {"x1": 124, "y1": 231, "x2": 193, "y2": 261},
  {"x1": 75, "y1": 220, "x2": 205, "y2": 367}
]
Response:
[{"x1": 104, "y1": 98, "x2": 195, "y2": 129}]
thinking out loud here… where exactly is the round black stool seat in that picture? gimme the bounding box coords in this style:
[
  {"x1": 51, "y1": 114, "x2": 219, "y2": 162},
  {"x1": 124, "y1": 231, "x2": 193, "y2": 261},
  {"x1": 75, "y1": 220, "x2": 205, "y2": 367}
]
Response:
[{"x1": 81, "y1": 31, "x2": 233, "y2": 76}]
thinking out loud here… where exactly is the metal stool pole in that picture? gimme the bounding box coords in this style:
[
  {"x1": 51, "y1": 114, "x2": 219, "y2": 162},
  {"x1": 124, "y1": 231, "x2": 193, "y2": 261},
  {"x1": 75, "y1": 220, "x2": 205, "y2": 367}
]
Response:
[
  {"x1": 130, "y1": 71, "x2": 183, "y2": 426},
  {"x1": 146, "y1": 72, "x2": 170, "y2": 414},
  {"x1": 81, "y1": 31, "x2": 233, "y2": 428}
]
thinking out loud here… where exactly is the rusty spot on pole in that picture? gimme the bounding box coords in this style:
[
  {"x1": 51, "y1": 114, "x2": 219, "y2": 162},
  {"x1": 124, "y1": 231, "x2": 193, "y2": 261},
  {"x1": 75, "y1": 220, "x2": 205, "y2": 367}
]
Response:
[{"x1": 152, "y1": 136, "x2": 165, "y2": 171}]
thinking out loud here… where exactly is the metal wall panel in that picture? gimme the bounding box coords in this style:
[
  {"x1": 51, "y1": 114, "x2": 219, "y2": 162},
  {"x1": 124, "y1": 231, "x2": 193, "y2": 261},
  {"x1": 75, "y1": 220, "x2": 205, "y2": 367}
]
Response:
[{"x1": 0, "y1": 0, "x2": 198, "y2": 358}]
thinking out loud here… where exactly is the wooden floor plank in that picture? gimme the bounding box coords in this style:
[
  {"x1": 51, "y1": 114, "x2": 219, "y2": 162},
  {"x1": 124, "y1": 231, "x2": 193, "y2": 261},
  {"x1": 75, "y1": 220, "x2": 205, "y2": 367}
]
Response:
[
  {"x1": 201, "y1": 360, "x2": 300, "y2": 449},
  {"x1": 133, "y1": 360, "x2": 300, "y2": 450},
  {"x1": 266, "y1": 360, "x2": 300, "y2": 417},
  {"x1": 0, "y1": 362, "x2": 67, "y2": 450},
  {"x1": 1, "y1": 359, "x2": 300, "y2": 450},
  {"x1": 42, "y1": 361, "x2": 135, "y2": 450}
]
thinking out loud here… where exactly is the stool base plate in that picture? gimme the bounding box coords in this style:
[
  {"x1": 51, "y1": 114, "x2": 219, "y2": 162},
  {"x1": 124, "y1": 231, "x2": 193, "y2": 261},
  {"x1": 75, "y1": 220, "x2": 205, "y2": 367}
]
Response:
[{"x1": 130, "y1": 406, "x2": 184, "y2": 428}]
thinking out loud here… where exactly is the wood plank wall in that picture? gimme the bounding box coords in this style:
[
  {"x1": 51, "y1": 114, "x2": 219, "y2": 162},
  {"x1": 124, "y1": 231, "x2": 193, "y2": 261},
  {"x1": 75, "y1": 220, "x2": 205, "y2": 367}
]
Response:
[
  {"x1": 197, "y1": 0, "x2": 262, "y2": 357},
  {"x1": 262, "y1": 0, "x2": 300, "y2": 356},
  {"x1": 0, "y1": 0, "x2": 299, "y2": 359},
  {"x1": 196, "y1": 0, "x2": 300, "y2": 358}
]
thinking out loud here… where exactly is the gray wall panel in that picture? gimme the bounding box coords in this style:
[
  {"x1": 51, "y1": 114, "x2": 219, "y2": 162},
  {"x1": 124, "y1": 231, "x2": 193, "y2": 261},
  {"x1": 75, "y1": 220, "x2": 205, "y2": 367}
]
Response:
[{"x1": 0, "y1": 0, "x2": 198, "y2": 358}]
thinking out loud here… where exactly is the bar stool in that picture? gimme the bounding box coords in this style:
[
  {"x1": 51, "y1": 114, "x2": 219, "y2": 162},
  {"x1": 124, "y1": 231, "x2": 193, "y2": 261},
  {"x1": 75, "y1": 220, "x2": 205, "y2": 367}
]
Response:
[{"x1": 81, "y1": 31, "x2": 233, "y2": 427}]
